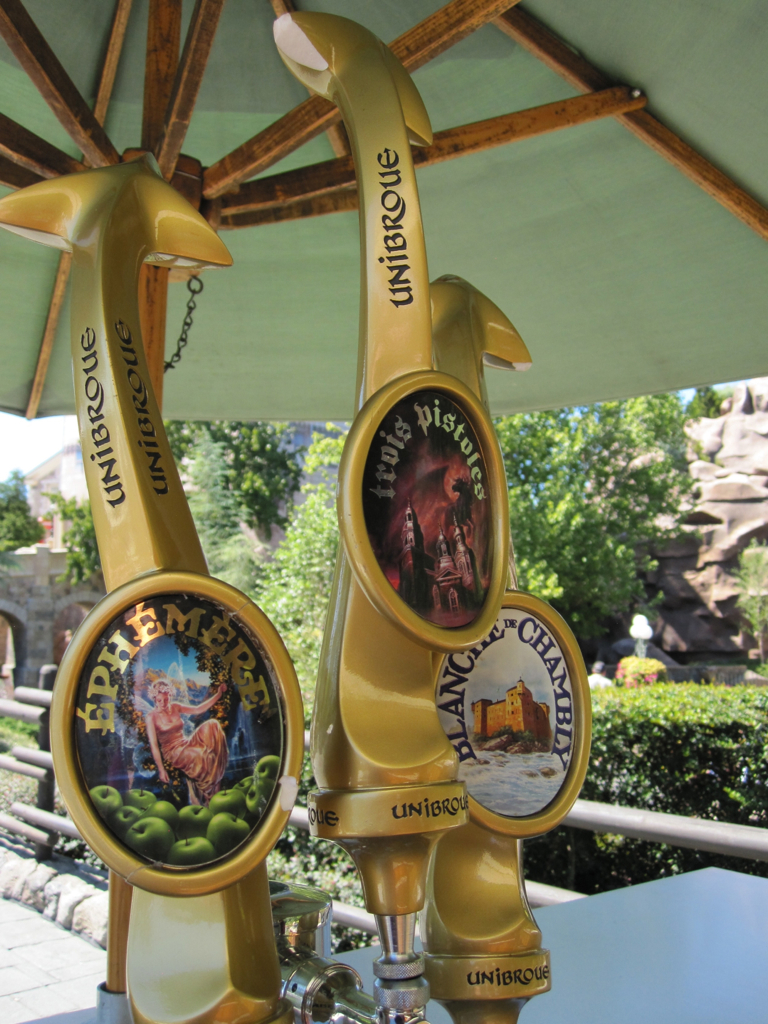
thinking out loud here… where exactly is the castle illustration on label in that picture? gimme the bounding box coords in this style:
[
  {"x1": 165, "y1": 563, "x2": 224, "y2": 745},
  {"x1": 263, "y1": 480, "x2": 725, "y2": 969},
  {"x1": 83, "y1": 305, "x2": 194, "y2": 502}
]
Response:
[{"x1": 472, "y1": 678, "x2": 552, "y2": 744}]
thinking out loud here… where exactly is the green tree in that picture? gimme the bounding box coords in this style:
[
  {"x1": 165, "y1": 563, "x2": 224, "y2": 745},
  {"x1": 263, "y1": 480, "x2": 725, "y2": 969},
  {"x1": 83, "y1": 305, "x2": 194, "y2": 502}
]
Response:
[
  {"x1": 165, "y1": 420, "x2": 302, "y2": 536},
  {"x1": 496, "y1": 394, "x2": 692, "y2": 639},
  {"x1": 685, "y1": 386, "x2": 724, "y2": 419},
  {"x1": 257, "y1": 427, "x2": 345, "y2": 699},
  {"x1": 185, "y1": 433, "x2": 264, "y2": 596},
  {"x1": 0, "y1": 471, "x2": 43, "y2": 551},
  {"x1": 46, "y1": 495, "x2": 101, "y2": 584},
  {"x1": 735, "y1": 540, "x2": 768, "y2": 662}
]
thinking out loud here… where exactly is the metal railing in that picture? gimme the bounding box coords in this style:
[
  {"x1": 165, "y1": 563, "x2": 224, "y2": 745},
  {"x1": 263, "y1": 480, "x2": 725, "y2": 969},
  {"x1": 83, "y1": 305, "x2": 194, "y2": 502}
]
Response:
[
  {"x1": 0, "y1": 668, "x2": 57, "y2": 858},
  {"x1": 3, "y1": 688, "x2": 768, "y2": 931}
]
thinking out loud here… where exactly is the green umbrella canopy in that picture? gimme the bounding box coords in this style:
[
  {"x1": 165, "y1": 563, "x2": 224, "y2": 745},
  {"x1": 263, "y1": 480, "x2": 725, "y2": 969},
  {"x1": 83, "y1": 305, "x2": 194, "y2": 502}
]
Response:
[{"x1": 0, "y1": 0, "x2": 765, "y2": 421}]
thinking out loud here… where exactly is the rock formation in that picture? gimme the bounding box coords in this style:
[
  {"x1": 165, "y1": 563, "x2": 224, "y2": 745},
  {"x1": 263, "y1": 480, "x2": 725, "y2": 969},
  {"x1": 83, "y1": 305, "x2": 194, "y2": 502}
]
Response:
[{"x1": 651, "y1": 379, "x2": 768, "y2": 658}]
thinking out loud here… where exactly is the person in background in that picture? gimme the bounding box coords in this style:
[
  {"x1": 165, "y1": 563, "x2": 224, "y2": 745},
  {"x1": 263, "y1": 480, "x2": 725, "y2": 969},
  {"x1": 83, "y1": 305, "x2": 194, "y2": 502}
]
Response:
[{"x1": 588, "y1": 660, "x2": 612, "y2": 689}]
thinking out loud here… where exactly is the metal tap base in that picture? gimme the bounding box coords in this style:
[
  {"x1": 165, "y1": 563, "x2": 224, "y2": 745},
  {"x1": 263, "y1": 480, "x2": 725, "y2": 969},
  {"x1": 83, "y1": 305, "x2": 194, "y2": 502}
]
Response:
[{"x1": 373, "y1": 914, "x2": 430, "y2": 1022}]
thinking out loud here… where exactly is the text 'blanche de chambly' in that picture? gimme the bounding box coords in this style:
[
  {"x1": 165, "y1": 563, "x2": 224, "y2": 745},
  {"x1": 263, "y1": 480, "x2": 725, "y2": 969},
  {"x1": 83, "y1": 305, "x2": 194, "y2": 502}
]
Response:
[
  {"x1": 438, "y1": 617, "x2": 574, "y2": 769},
  {"x1": 377, "y1": 149, "x2": 413, "y2": 308}
]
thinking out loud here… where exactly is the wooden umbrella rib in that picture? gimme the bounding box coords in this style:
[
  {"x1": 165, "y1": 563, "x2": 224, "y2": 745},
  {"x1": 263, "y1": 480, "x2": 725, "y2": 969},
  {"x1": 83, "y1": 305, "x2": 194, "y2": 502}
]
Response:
[
  {"x1": 220, "y1": 188, "x2": 359, "y2": 229},
  {"x1": 155, "y1": 0, "x2": 226, "y2": 179},
  {"x1": 495, "y1": 6, "x2": 768, "y2": 242},
  {"x1": 93, "y1": 0, "x2": 134, "y2": 126},
  {"x1": 142, "y1": 0, "x2": 182, "y2": 152},
  {"x1": 0, "y1": 153, "x2": 42, "y2": 189},
  {"x1": 140, "y1": 0, "x2": 182, "y2": 411},
  {"x1": 203, "y1": 0, "x2": 522, "y2": 199},
  {"x1": 0, "y1": 112, "x2": 84, "y2": 177},
  {"x1": 416, "y1": 85, "x2": 645, "y2": 165},
  {"x1": 0, "y1": 0, "x2": 119, "y2": 166},
  {"x1": 390, "y1": 0, "x2": 520, "y2": 73},
  {"x1": 25, "y1": 251, "x2": 71, "y2": 419},
  {"x1": 220, "y1": 86, "x2": 646, "y2": 217},
  {"x1": 25, "y1": 0, "x2": 132, "y2": 420}
]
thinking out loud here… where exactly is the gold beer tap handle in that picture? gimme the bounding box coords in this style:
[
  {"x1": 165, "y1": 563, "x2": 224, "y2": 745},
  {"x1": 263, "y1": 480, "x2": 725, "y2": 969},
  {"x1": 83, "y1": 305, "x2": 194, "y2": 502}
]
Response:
[
  {"x1": 0, "y1": 160, "x2": 302, "y2": 1024},
  {"x1": 0, "y1": 154, "x2": 231, "y2": 590},
  {"x1": 430, "y1": 275, "x2": 531, "y2": 407},
  {"x1": 430, "y1": 275, "x2": 531, "y2": 592},
  {"x1": 274, "y1": 12, "x2": 433, "y2": 408}
]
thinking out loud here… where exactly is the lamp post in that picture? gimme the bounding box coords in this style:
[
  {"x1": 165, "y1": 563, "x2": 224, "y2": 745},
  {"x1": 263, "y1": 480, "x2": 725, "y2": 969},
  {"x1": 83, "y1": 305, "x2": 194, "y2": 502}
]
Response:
[{"x1": 630, "y1": 614, "x2": 653, "y2": 659}]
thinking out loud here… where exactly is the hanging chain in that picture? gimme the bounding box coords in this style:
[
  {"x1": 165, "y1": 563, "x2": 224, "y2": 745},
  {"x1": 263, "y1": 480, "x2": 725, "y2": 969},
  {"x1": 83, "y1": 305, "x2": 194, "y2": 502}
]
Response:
[{"x1": 164, "y1": 274, "x2": 203, "y2": 372}]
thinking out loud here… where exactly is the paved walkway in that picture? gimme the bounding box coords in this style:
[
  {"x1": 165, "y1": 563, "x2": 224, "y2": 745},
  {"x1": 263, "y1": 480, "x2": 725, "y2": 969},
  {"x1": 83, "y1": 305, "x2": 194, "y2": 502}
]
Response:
[{"x1": 0, "y1": 897, "x2": 103, "y2": 1024}]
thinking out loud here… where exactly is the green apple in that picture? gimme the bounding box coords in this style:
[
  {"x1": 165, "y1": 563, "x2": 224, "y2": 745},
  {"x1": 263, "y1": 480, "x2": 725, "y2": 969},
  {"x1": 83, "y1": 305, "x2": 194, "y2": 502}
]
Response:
[
  {"x1": 177, "y1": 804, "x2": 213, "y2": 839},
  {"x1": 109, "y1": 805, "x2": 143, "y2": 840},
  {"x1": 124, "y1": 789, "x2": 157, "y2": 813},
  {"x1": 206, "y1": 812, "x2": 250, "y2": 857},
  {"x1": 245, "y1": 780, "x2": 265, "y2": 817},
  {"x1": 168, "y1": 837, "x2": 216, "y2": 866},
  {"x1": 125, "y1": 816, "x2": 175, "y2": 861},
  {"x1": 256, "y1": 755, "x2": 281, "y2": 784},
  {"x1": 90, "y1": 785, "x2": 122, "y2": 820},
  {"x1": 140, "y1": 800, "x2": 179, "y2": 831},
  {"x1": 208, "y1": 788, "x2": 247, "y2": 820},
  {"x1": 233, "y1": 778, "x2": 252, "y2": 792}
]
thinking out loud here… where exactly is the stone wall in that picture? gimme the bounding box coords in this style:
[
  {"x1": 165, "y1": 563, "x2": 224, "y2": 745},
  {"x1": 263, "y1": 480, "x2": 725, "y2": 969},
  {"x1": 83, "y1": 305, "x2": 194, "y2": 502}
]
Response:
[
  {"x1": 0, "y1": 546, "x2": 104, "y2": 691},
  {"x1": 651, "y1": 379, "x2": 768, "y2": 658}
]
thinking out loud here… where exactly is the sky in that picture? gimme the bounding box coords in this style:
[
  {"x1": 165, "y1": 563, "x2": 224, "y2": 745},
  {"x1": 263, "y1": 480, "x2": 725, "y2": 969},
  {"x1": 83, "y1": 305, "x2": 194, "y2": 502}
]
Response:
[
  {"x1": 0, "y1": 412, "x2": 76, "y2": 482},
  {"x1": 0, "y1": 381, "x2": 745, "y2": 485}
]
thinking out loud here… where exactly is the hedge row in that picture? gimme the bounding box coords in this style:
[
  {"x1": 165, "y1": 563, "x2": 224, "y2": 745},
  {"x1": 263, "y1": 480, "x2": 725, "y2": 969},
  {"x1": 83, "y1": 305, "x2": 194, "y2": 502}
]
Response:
[{"x1": 524, "y1": 684, "x2": 768, "y2": 894}]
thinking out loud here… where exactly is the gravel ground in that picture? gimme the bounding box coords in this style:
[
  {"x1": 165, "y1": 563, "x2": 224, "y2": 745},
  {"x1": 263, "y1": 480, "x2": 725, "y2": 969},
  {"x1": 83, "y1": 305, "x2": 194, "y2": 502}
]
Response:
[{"x1": 0, "y1": 717, "x2": 37, "y2": 818}]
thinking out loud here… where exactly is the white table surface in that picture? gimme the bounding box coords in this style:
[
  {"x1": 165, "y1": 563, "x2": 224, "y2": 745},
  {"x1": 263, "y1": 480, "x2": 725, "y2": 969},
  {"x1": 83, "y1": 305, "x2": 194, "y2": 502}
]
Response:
[
  {"x1": 23, "y1": 867, "x2": 768, "y2": 1024},
  {"x1": 342, "y1": 867, "x2": 768, "y2": 1024}
]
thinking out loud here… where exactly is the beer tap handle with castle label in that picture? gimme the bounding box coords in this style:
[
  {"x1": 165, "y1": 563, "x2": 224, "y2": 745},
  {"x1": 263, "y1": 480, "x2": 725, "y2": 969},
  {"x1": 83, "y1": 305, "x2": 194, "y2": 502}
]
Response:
[{"x1": 423, "y1": 276, "x2": 591, "y2": 1024}]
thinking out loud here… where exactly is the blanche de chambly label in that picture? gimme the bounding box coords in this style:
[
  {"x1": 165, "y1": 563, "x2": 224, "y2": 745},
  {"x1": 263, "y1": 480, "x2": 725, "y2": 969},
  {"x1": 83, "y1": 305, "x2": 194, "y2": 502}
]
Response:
[{"x1": 436, "y1": 609, "x2": 574, "y2": 817}]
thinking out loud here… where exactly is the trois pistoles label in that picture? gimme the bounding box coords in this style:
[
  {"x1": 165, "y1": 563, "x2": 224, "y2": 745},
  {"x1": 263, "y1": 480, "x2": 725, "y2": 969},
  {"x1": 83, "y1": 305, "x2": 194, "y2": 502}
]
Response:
[{"x1": 362, "y1": 389, "x2": 491, "y2": 629}]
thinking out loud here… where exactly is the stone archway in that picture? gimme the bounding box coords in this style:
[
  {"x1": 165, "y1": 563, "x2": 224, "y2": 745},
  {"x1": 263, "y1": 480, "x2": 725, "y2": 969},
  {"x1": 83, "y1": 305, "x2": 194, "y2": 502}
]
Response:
[
  {"x1": 0, "y1": 598, "x2": 27, "y2": 695},
  {"x1": 52, "y1": 590, "x2": 103, "y2": 666}
]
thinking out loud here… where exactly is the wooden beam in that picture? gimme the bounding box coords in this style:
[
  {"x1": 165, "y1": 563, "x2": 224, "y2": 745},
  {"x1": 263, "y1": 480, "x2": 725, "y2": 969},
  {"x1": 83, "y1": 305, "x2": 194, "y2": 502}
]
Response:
[
  {"x1": 267, "y1": 0, "x2": 350, "y2": 157},
  {"x1": 0, "y1": 112, "x2": 84, "y2": 178},
  {"x1": 139, "y1": 0, "x2": 181, "y2": 409},
  {"x1": 138, "y1": 265, "x2": 169, "y2": 409},
  {"x1": 203, "y1": 0, "x2": 521, "y2": 198},
  {"x1": 0, "y1": 153, "x2": 41, "y2": 189},
  {"x1": 142, "y1": 0, "x2": 182, "y2": 152},
  {"x1": 221, "y1": 86, "x2": 646, "y2": 217},
  {"x1": 24, "y1": 0, "x2": 131, "y2": 420},
  {"x1": 495, "y1": 6, "x2": 768, "y2": 243},
  {"x1": 155, "y1": 0, "x2": 225, "y2": 179},
  {"x1": 93, "y1": 0, "x2": 134, "y2": 126},
  {"x1": 391, "y1": 0, "x2": 519, "y2": 73},
  {"x1": 25, "y1": 251, "x2": 71, "y2": 420},
  {"x1": 0, "y1": 0, "x2": 119, "y2": 167},
  {"x1": 220, "y1": 188, "x2": 358, "y2": 230}
]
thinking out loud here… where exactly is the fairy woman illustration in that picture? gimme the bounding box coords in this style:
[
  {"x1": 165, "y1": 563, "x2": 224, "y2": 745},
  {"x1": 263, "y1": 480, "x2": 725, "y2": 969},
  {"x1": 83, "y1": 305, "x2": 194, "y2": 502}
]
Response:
[{"x1": 141, "y1": 671, "x2": 228, "y2": 804}]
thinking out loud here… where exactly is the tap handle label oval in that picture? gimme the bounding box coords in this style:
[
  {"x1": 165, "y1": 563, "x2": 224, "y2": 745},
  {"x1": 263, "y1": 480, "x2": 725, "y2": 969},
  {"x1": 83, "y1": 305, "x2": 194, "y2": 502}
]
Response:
[
  {"x1": 339, "y1": 372, "x2": 510, "y2": 652},
  {"x1": 435, "y1": 592, "x2": 591, "y2": 836},
  {"x1": 53, "y1": 572, "x2": 303, "y2": 896}
]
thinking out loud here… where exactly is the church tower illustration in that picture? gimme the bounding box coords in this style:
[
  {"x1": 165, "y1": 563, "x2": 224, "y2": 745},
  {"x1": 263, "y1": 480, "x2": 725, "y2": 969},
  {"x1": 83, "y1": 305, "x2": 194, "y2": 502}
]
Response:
[
  {"x1": 452, "y1": 514, "x2": 482, "y2": 601},
  {"x1": 398, "y1": 499, "x2": 430, "y2": 610},
  {"x1": 396, "y1": 494, "x2": 482, "y2": 619}
]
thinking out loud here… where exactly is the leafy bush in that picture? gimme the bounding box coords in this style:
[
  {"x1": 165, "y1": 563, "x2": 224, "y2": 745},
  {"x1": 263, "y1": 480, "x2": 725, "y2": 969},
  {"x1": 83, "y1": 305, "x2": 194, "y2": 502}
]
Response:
[
  {"x1": 615, "y1": 657, "x2": 668, "y2": 687},
  {"x1": 524, "y1": 684, "x2": 768, "y2": 894}
]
